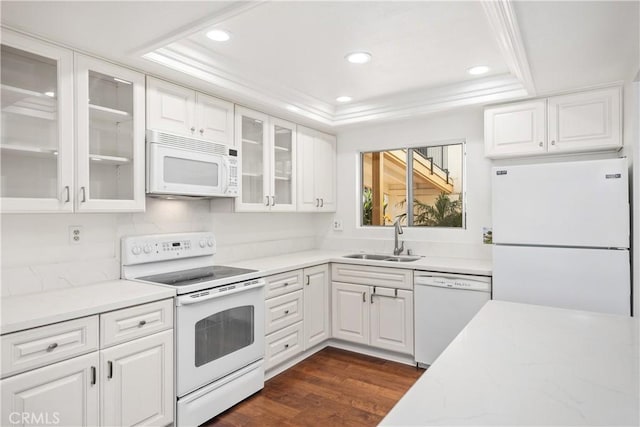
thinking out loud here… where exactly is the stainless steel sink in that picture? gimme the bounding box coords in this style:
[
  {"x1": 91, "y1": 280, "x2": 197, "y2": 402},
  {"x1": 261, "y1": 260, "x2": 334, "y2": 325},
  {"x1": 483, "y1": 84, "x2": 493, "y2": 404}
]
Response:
[
  {"x1": 343, "y1": 254, "x2": 421, "y2": 262},
  {"x1": 342, "y1": 253, "x2": 391, "y2": 260}
]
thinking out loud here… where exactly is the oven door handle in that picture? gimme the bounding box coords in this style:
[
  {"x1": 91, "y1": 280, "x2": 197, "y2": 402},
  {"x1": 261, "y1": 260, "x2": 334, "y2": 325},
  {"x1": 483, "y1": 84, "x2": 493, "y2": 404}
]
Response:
[{"x1": 176, "y1": 279, "x2": 266, "y2": 306}]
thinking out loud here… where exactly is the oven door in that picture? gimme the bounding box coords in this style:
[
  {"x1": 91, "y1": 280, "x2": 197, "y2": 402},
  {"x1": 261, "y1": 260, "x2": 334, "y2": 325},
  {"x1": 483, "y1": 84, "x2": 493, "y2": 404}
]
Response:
[
  {"x1": 148, "y1": 143, "x2": 229, "y2": 197},
  {"x1": 175, "y1": 280, "x2": 265, "y2": 397}
]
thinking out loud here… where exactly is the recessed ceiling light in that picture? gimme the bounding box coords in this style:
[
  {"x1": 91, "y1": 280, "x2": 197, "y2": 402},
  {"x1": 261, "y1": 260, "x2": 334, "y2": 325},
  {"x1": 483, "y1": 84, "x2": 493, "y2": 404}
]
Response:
[
  {"x1": 467, "y1": 65, "x2": 490, "y2": 75},
  {"x1": 206, "y1": 29, "x2": 231, "y2": 42},
  {"x1": 336, "y1": 96, "x2": 353, "y2": 103},
  {"x1": 44, "y1": 91, "x2": 55, "y2": 97},
  {"x1": 345, "y1": 51, "x2": 372, "y2": 64},
  {"x1": 286, "y1": 105, "x2": 301, "y2": 112}
]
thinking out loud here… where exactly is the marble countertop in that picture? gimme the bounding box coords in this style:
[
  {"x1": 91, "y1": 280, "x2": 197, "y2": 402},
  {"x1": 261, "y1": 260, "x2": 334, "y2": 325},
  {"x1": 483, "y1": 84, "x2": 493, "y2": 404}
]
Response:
[
  {"x1": 227, "y1": 249, "x2": 492, "y2": 277},
  {"x1": 0, "y1": 280, "x2": 176, "y2": 335},
  {"x1": 381, "y1": 300, "x2": 640, "y2": 426},
  {"x1": 0, "y1": 250, "x2": 490, "y2": 335}
]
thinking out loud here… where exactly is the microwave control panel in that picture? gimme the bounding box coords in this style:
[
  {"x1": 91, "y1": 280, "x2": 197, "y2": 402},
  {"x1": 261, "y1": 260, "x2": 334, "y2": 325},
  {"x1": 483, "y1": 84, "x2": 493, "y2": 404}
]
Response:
[{"x1": 227, "y1": 149, "x2": 239, "y2": 196}]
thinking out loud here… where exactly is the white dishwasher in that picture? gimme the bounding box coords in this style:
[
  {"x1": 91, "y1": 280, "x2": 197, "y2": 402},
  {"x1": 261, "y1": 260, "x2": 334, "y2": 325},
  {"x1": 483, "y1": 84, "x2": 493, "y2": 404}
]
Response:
[{"x1": 414, "y1": 273, "x2": 491, "y2": 366}]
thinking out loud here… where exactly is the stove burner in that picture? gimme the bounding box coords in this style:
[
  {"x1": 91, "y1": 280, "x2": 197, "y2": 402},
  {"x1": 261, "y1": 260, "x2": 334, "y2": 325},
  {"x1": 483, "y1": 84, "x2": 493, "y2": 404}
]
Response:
[{"x1": 138, "y1": 265, "x2": 256, "y2": 287}]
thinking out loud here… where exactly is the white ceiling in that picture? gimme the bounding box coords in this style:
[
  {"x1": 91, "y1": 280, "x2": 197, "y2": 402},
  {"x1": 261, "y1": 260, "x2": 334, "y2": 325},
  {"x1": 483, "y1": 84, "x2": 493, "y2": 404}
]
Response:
[{"x1": 1, "y1": 1, "x2": 638, "y2": 129}]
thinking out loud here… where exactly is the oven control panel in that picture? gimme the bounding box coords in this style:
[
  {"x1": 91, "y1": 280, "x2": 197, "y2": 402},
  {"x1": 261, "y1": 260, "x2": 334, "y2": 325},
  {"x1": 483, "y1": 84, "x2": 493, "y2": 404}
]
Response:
[{"x1": 122, "y1": 232, "x2": 216, "y2": 265}]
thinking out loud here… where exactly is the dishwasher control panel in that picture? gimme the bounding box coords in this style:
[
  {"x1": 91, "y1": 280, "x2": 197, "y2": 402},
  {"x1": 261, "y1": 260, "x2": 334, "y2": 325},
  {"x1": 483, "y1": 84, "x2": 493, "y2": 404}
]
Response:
[{"x1": 414, "y1": 274, "x2": 491, "y2": 292}]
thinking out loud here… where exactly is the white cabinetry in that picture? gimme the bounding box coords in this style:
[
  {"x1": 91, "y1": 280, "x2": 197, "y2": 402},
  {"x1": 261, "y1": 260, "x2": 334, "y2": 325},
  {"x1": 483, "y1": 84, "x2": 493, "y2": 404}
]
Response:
[
  {"x1": 1, "y1": 29, "x2": 74, "y2": 212},
  {"x1": 235, "y1": 107, "x2": 296, "y2": 212},
  {"x1": 75, "y1": 54, "x2": 145, "y2": 212},
  {"x1": 297, "y1": 126, "x2": 336, "y2": 212},
  {"x1": 548, "y1": 87, "x2": 621, "y2": 153},
  {"x1": 1, "y1": 30, "x2": 146, "y2": 213},
  {"x1": 484, "y1": 100, "x2": 547, "y2": 157},
  {"x1": 146, "y1": 77, "x2": 233, "y2": 145},
  {"x1": 303, "y1": 264, "x2": 330, "y2": 349},
  {"x1": 0, "y1": 299, "x2": 174, "y2": 427},
  {"x1": 263, "y1": 264, "x2": 330, "y2": 372},
  {"x1": 331, "y1": 264, "x2": 414, "y2": 355},
  {"x1": 484, "y1": 86, "x2": 622, "y2": 159}
]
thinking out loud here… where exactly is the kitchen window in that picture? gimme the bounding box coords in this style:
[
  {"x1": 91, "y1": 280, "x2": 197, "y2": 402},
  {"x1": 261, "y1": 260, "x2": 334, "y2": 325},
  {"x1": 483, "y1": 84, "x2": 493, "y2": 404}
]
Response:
[{"x1": 361, "y1": 141, "x2": 465, "y2": 228}]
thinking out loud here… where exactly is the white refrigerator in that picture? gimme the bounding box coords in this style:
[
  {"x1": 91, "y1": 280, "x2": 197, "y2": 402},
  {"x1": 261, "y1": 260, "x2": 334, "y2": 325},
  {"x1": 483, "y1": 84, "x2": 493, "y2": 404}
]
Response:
[{"x1": 492, "y1": 158, "x2": 631, "y2": 315}]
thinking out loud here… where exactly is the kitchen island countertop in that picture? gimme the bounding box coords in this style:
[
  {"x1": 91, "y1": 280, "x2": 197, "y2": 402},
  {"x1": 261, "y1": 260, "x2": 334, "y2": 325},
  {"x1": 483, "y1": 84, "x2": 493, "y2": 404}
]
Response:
[{"x1": 381, "y1": 300, "x2": 639, "y2": 426}]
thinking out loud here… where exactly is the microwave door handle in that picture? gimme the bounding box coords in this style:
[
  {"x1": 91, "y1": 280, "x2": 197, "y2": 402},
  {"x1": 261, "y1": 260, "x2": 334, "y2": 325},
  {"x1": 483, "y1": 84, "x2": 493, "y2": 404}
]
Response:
[
  {"x1": 176, "y1": 279, "x2": 266, "y2": 306},
  {"x1": 222, "y1": 158, "x2": 230, "y2": 194}
]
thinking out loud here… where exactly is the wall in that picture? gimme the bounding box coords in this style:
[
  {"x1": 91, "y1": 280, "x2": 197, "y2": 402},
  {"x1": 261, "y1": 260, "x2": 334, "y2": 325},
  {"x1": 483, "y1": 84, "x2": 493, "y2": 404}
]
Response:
[
  {"x1": 320, "y1": 107, "x2": 494, "y2": 260},
  {"x1": 0, "y1": 198, "x2": 332, "y2": 297}
]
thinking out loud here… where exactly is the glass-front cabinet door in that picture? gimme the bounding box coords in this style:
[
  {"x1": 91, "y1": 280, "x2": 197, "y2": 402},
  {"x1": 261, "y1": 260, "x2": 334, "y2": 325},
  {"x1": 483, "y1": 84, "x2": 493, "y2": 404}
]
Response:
[
  {"x1": 270, "y1": 117, "x2": 296, "y2": 212},
  {"x1": 75, "y1": 54, "x2": 145, "y2": 211},
  {"x1": 235, "y1": 107, "x2": 297, "y2": 212},
  {"x1": 1, "y1": 30, "x2": 74, "y2": 212},
  {"x1": 236, "y1": 106, "x2": 269, "y2": 211}
]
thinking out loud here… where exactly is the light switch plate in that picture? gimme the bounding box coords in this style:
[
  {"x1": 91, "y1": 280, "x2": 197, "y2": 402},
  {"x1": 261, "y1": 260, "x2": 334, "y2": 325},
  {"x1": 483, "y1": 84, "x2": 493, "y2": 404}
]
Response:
[
  {"x1": 69, "y1": 226, "x2": 82, "y2": 244},
  {"x1": 333, "y1": 219, "x2": 343, "y2": 231}
]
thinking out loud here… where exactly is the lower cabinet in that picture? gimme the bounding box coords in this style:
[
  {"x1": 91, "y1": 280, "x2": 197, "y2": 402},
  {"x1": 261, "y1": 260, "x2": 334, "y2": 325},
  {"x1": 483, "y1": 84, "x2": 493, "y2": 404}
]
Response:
[
  {"x1": 1, "y1": 352, "x2": 100, "y2": 426},
  {"x1": 101, "y1": 330, "x2": 173, "y2": 427},
  {"x1": 0, "y1": 299, "x2": 174, "y2": 427},
  {"x1": 264, "y1": 264, "x2": 330, "y2": 371},
  {"x1": 332, "y1": 279, "x2": 414, "y2": 355}
]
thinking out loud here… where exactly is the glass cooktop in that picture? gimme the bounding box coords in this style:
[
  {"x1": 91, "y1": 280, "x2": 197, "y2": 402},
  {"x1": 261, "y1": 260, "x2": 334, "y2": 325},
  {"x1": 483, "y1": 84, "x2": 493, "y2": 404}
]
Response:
[{"x1": 138, "y1": 265, "x2": 257, "y2": 287}]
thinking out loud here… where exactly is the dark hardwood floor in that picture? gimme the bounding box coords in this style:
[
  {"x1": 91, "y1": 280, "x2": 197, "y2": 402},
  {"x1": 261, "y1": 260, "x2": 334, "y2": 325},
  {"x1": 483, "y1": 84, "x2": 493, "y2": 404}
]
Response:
[{"x1": 203, "y1": 347, "x2": 425, "y2": 427}]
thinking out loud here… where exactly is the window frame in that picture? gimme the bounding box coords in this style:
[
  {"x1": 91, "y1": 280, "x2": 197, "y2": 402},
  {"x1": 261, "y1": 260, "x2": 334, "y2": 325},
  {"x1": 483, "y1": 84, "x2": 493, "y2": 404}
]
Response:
[{"x1": 359, "y1": 139, "x2": 466, "y2": 229}]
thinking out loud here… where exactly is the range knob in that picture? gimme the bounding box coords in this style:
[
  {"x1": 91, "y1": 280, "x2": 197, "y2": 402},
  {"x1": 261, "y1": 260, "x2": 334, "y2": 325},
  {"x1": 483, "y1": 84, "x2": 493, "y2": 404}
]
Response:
[
  {"x1": 143, "y1": 245, "x2": 152, "y2": 254},
  {"x1": 199, "y1": 239, "x2": 206, "y2": 248},
  {"x1": 131, "y1": 246, "x2": 142, "y2": 255},
  {"x1": 207, "y1": 239, "x2": 214, "y2": 247}
]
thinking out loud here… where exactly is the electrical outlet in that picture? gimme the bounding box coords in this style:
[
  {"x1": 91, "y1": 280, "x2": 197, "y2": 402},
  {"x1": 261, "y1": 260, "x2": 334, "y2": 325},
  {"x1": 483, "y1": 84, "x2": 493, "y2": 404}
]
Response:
[
  {"x1": 69, "y1": 226, "x2": 82, "y2": 244},
  {"x1": 333, "y1": 219, "x2": 343, "y2": 231}
]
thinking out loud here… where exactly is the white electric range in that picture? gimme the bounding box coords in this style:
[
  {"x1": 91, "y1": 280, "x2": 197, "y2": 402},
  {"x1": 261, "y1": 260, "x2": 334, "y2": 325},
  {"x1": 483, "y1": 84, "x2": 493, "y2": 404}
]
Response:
[{"x1": 121, "y1": 232, "x2": 265, "y2": 427}]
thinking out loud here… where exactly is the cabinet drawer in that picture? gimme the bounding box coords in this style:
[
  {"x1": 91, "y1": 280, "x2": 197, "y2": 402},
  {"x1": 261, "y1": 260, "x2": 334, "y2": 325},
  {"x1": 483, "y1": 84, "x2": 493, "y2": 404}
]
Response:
[
  {"x1": 265, "y1": 269, "x2": 303, "y2": 299},
  {"x1": 265, "y1": 290, "x2": 303, "y2": 335},
  {"x1": 265, "y1": 321, "x2": 303, "y2": 370},
  {"x1": 1, "y1": 316, "x2": 98, "y2": 378},
  {"x1": 100, "y1": 299, "x2": 173, "y2": 348},
  {"x1": 332, "y1": 263, "x2": 413, "y2": 290}
]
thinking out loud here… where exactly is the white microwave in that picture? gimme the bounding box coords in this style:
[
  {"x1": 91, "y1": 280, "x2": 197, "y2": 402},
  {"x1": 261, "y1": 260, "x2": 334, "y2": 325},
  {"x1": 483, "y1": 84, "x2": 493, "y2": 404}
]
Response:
[{"x1": 146, "y1": 130, "x2": 238, "y2": 198}]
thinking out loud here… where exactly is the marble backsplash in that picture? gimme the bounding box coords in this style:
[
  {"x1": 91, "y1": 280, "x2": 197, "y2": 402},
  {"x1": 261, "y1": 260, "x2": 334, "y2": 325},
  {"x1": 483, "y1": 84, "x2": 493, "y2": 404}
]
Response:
[{"x1": 1, "y1": 198, "x2": 331, "y2": 297}]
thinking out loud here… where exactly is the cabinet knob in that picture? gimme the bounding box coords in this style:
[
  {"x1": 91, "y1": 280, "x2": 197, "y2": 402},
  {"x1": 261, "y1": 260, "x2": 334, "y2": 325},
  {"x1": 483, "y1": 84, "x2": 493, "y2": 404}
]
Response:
[
  {"x1": 284, "y1": 344, "x2": 289, "y2": 349},
  {"x1": 551, "y1": 140, "x2": 556, "y2": 145},
  {"x1": 46, "y1": 343, "x2": 58, "y2": 352},
  {"x1": 199, "y1": 129, "x2": 204, "y2": 135},
  {"x1": 190, "y1": 126, "x2": 196, "y2": 132},
  {"x1": 539, "y1": 142, "x2": 543, "y2": 147},
  {"x1": 284, "y1": 310, "x2": 290, "y2": 315},
  {"x1": 138, "y1": 320, "x2": 147, "y2": 327}
]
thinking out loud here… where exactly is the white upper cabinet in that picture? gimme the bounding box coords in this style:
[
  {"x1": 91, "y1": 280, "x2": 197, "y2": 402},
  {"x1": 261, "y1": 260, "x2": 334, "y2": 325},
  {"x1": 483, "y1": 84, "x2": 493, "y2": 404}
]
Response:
[
  {"x1": 146, "y1": 77, "x2": 233, "y2": 145},
  {"x1": 235, "y1": 106, "x2": 296, "y2": 212},
  {"x1": 1, "y1": 29, "x2": 74, "y2": 213},
  {"x1": 547, "y1": 86, "x2": 621, "y2": 154},
  {"x1": 484, "y1": 100, "x2": 547, "y2": 158},
  {"x1": 297, "y1": 126, "x2": 336, "y2": 212},
  {"x1": 75, "y1": 54, "x2": 145, "y2": 212},
  {"x1": 485, "y1": 86, "x2": 622, "y2": 159}
]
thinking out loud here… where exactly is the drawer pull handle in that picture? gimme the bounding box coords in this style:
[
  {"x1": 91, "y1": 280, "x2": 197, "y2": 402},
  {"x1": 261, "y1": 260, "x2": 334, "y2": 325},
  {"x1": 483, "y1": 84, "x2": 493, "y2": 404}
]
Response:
[
  {"x1": 46, "y1": 343, "x2": 58, "y2": 352},
  {"x1": 284, "y1": 344, "x2": 289, "y2": 349},
  {"x1": 107, "y1": 361, "x2": 113, "y2": 379},
  {"x1": 91, "y1": 366, "x2": 97, "y2": 385},
  {"x1": 138, "y1": 320, "x2": 147, "y2": 327},
  {"x1": 284, "y1": 310, "x2": 290, "y2": 315}
]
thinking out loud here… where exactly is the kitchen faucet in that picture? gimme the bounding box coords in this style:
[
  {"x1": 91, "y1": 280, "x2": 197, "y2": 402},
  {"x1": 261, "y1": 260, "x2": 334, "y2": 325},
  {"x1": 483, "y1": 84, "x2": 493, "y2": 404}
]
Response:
[{"x1": 393, "y1": 219, "x2": 404, "y2": 255}]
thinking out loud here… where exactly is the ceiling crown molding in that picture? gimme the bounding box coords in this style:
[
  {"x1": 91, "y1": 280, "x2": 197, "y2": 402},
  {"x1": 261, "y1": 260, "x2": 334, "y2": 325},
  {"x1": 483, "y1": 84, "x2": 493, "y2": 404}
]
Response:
[
  {"x1": 481, "y1": 0, "x2": 536, "y2": 96},
  {"x1": 141, "y1": 1, "x2": 536, "y2": 128}
]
